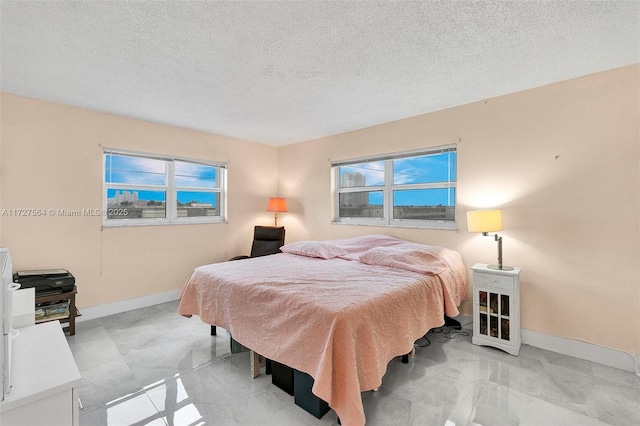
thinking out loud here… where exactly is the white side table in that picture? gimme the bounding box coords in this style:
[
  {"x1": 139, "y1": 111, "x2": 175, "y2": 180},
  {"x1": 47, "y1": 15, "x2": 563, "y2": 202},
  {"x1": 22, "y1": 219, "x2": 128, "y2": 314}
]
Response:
[{"x1": 471, "y1": 263, "x2": 521, "y2": 356}]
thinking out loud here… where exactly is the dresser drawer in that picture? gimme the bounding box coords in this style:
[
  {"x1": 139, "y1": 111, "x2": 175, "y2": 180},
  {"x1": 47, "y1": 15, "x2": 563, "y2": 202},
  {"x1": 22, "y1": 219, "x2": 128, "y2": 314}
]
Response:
[{"x1": 474, "y1": 272, "x2": 514, "y2": 290}]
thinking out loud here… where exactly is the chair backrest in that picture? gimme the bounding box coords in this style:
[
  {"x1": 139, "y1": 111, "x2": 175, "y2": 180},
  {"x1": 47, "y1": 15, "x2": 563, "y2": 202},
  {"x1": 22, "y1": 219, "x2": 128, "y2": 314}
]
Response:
[{"x1": 250, "y1": 226, "x2": 285, "y2": 257}]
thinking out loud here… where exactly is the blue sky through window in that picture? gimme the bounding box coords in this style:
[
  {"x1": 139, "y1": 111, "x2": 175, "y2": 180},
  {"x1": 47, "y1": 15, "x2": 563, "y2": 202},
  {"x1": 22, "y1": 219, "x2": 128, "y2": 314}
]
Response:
[
  {"x1": 175, "y1": 161, "x2": 217, "y2": 188},
  {"x1": 342, "y1": 151, "x2": 456, "y2": 207},
  {"x1": 105, "y1": 154, "x2": 166, "y2": 185},
  {"x1": 393, "y1": 152, "x2": 456, "y2": 185},
  {"x1": 105, "y1": 154, "x2": 218, "y2": 205},
  {"x1": 177, "y1": 191, "x2": 217, "y2": 206},
  {"x1": 393, "y1": 188, "x2": 455, "y2": 206},
  {"x1": 106, "y1": 189, "x2": 217, "y2": 206},
  {"x1": 366, "y1": 189, "x2": 455, "y2": 206},
  {"x1": 339, "y1": 161, "x2": 385, "y2": 187}
]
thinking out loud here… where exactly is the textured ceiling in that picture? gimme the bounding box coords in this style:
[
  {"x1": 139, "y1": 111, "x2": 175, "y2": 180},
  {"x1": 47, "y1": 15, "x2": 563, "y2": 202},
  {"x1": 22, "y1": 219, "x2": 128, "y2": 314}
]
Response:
[{"x1": 1, "y1": 1, "x2": 638, "y2": 146}]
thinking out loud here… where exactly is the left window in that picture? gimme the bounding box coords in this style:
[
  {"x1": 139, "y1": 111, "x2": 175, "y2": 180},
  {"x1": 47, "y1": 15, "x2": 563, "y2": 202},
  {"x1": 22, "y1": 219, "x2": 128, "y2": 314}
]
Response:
[{"x1": 103, "y1": 150, "x2": 226, "y2": 226}]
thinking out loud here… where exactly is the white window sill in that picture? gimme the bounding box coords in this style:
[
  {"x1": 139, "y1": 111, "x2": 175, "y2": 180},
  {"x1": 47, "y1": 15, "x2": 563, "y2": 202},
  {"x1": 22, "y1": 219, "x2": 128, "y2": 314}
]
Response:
[{"x1": 102, "y1": 219, "x2": 227, "y2": 228}]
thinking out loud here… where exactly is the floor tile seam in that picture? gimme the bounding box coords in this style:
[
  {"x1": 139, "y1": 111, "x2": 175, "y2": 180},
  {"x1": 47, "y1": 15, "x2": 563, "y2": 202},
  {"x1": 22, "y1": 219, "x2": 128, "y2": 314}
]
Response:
[
  {"x1": 496, "y1": 377, "x2": 600, "y2": 416},
  {"x1": 98, "y1": 319, "x2": 174, "y2": 335},
  {"x1": 541, "y1": 361, "x2": 596, "y2": 382},
  {"x1": 112, "y1": 335, "x2": 194, "y2": 357},
  {"x1": 77, "y1": 383, "x2": 161, "y2": 423},
  {"x1": 101, "y1": 318, "x2": 185, "y2": 338},
  {"x1": 72, "y1": 342, "x2": 130, "y2": 363},
  {"x1": 121, "y1": 383, "x2": 168, "y2": 424},
  {"x1": 112, "y1": 322, "x2": 212, "y2": 341},
  {"x1": 542, "y1": 369, "x2": 598, "y2": 404},
  {"x1": 130, "y1": 391, "x2": 169, "y2": 426},
  {"x1": 80, "y1": 374, "x2": 150, "y2": 402},
  {"x1": 538, "y1": 353, "x2": 596, "y2": 376},
  {"x1": 143, "y1": 386, "x2": 172, "y2": 425},
  {"x1": 124, "y1": 358, "x2": 229, "y2": 396},
  {"x1": 114, "y1": 339, "x2": 212, "y2": 368}
]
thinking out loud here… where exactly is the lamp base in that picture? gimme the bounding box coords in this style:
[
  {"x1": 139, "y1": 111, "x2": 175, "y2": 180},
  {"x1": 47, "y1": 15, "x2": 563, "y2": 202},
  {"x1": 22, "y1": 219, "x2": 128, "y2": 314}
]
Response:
[{"x1": 487, "y1": 264, "x2": 514, "y2": 271}]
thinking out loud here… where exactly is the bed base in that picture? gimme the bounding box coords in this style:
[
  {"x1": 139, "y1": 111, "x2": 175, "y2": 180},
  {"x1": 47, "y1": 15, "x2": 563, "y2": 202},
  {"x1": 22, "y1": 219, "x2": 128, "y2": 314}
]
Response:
[
  {"x1": 211, "y1": 325, "x2": 415, "y2": 373},
  {"x1": 248, "y1": 347, "x2": 414, "y2": 378},
  {"x1": 244, "y1": 340, "x2": 413, "y2": 423}
]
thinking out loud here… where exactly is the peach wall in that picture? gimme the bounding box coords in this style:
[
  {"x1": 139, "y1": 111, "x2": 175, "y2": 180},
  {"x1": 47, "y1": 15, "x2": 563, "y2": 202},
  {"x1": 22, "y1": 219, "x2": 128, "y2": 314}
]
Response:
[
  {"x1": 1, "y1": 65, "x2": 637, "y2": 354},
  {"x1": 277, "y1": 65, "x2": 640, "y2": 354},
  {"x1": 0, "y1": 93, "x2": 279, "y2": 308}
]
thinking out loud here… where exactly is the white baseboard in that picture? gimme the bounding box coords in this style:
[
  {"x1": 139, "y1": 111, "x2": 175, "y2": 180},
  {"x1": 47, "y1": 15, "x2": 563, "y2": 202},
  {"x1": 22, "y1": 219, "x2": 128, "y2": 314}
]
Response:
[
  {"x1": 76, "y1": 289, "x2": 181, "y2": 322},
  {"x1": 521, "y1": 329, "x2": 639, "y2": 374},
  {"x1": 454, "y1": 315, "x2": 638, "y2": 374}
]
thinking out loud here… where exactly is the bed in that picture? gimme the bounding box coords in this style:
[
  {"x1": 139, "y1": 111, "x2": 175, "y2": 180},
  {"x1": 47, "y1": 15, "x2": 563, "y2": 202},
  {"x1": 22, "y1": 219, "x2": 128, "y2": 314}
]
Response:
[{"x1": 178, "y1": 234, "x2": 467, "y2": 426}]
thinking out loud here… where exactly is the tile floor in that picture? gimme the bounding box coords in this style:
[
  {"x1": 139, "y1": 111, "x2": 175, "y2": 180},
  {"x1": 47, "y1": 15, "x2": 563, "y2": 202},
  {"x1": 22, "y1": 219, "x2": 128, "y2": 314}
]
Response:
[{"x1": 68, "y1": 301, "x2": 640, "y2": 426}]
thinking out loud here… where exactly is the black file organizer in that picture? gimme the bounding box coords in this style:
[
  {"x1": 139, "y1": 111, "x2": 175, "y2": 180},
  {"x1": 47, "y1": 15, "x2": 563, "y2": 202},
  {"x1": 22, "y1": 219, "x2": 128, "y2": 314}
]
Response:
[
  {"x1": 293, "y1": 369, "x2": 330, "y2": 419},
  {"x1": 271, "y1": 360, "x2": 294, "y2": 395}
]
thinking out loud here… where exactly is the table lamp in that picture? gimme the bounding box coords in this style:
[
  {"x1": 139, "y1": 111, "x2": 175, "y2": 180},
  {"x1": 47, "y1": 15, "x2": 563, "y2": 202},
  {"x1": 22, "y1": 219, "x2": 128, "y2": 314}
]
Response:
[
  {"x1": 267, "y1": 197, "x2": 287, "y2": 227},
  {"x1": 467, "y1": 209, "x2": 513, "y2": 271}
]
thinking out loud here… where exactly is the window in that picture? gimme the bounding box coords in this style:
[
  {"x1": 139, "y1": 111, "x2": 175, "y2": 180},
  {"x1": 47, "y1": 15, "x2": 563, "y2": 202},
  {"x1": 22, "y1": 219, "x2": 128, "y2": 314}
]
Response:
[
  {"x1": 333, "y1": 145, "x2": 457, "y2": 229},
  {"x1": 103, "y1": 149, "x2": 226, "y2": 226}
]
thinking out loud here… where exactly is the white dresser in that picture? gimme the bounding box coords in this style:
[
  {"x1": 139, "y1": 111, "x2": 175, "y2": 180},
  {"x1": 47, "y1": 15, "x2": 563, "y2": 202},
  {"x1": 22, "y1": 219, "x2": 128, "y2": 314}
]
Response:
[
  {"x1": 471, "y1": 263, "x2": 522, "y2": 356},
  {"x1": 0, "y1": 321, "x2": 81, "y2": 425}
]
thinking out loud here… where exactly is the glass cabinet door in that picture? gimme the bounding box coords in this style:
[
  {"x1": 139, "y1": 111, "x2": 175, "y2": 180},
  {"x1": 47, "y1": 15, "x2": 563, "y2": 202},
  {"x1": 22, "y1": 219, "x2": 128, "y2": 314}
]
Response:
[
  {"x1": 477, "y1": 288, "x2": 512, "y2": 342},
  {"x1": 479, "y1": 290, "x2": 488, "y2": 335},
  {"x1": 500, "y1": 294, "x2": 511, "y2": 341}
]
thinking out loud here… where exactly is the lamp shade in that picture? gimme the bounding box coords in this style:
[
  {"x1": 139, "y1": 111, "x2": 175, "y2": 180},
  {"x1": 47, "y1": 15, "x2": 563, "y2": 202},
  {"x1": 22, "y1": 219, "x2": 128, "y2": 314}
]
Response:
[
  {"x1": 467, "y1": 209, "x2": 503, "y2": 233},
  {"x1": 267, "y1": 197, "x2": 287, "y2": 213}
]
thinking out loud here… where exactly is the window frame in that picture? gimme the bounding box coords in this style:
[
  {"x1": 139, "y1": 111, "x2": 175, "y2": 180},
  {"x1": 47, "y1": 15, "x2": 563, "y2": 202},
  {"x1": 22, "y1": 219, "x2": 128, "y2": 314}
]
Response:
[
  {"x1": 332, "y1": 145, "x2": 457, "y2": 230},
  {"x1": 103, "y1": 149, "x2": 227, "y2": 227}
]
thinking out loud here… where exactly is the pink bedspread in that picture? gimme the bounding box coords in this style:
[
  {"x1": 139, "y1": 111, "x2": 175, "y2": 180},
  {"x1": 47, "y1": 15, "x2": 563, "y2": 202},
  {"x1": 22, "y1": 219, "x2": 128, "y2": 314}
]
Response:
[{"x1": 178, "y1": 237, "x2": 466, "y2": 426}]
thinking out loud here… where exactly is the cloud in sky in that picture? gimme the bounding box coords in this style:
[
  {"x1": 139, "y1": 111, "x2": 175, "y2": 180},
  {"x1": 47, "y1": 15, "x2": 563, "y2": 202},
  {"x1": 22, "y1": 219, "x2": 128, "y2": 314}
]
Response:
[
  {"x1": 393, "y1": 152, "x2": 457, "y2": 185},
  {"x1": 175, "y1": 161, "x2": 217, "y2": 188},
  {"x1": 105, "y1": 155, "x2": 218, "y2": 189},
  {"x1": 340, "y1": 161, "x2": 385, "y2": 187},
  {"x1": 105, "y1": 154, "x2": 166, "y2": 186},
  {"x1": 339, "y1": 152, "x2": 456, "y2": 187}
]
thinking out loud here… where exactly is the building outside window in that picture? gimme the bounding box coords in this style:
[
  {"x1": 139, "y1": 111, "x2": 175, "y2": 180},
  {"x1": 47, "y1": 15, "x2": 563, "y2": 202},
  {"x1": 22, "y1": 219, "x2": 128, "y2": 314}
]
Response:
[
  {"x1": 333, "y1": 145, "x2": 457, "y2": 230},
  {"x1": 103, "y1": 150, "x2": 226, "y2": 226}
]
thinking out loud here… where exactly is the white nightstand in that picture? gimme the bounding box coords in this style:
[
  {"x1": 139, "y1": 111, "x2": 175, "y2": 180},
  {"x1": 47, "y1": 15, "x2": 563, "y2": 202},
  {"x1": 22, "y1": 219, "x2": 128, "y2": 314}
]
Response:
[{"x1": 471, "y1": 263, "x2": 522, "y2": 356}]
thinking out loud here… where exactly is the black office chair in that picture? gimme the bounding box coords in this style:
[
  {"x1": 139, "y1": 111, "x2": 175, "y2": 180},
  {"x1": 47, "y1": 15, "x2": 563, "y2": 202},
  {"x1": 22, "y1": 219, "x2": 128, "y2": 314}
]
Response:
[
  {"x1": 210, "y1": 226, "x2": 286, "y2": 337},
  {"x1": 229, "y1": 226, "x2": 286, "y2": 261}
]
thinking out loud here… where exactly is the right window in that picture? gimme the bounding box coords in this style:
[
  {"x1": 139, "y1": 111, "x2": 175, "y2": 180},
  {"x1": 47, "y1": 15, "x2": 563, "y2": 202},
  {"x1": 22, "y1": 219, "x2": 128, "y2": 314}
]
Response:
[{"x1": 333, "y1": 145, "x2": 457, "y2": 229}]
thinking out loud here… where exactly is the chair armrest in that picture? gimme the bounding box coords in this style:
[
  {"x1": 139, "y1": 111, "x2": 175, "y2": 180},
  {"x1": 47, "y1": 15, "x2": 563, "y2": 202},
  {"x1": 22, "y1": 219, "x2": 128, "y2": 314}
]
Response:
[{"x1": 228, "y1": 255, "x2": 250, "y2": 261}]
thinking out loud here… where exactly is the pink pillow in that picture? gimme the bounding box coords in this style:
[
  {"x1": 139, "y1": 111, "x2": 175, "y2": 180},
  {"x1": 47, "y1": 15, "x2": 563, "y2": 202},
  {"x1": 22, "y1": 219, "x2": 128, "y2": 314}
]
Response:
[
  {"x1": 326, "y1": 234, "x2": 405, "y2": 260},
  {"x1": 280, "y1": 241, "x2": 348, "y2": 259},
  {"x1": 359, "y1": 244, "x2": 448, "y2": 275}
]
